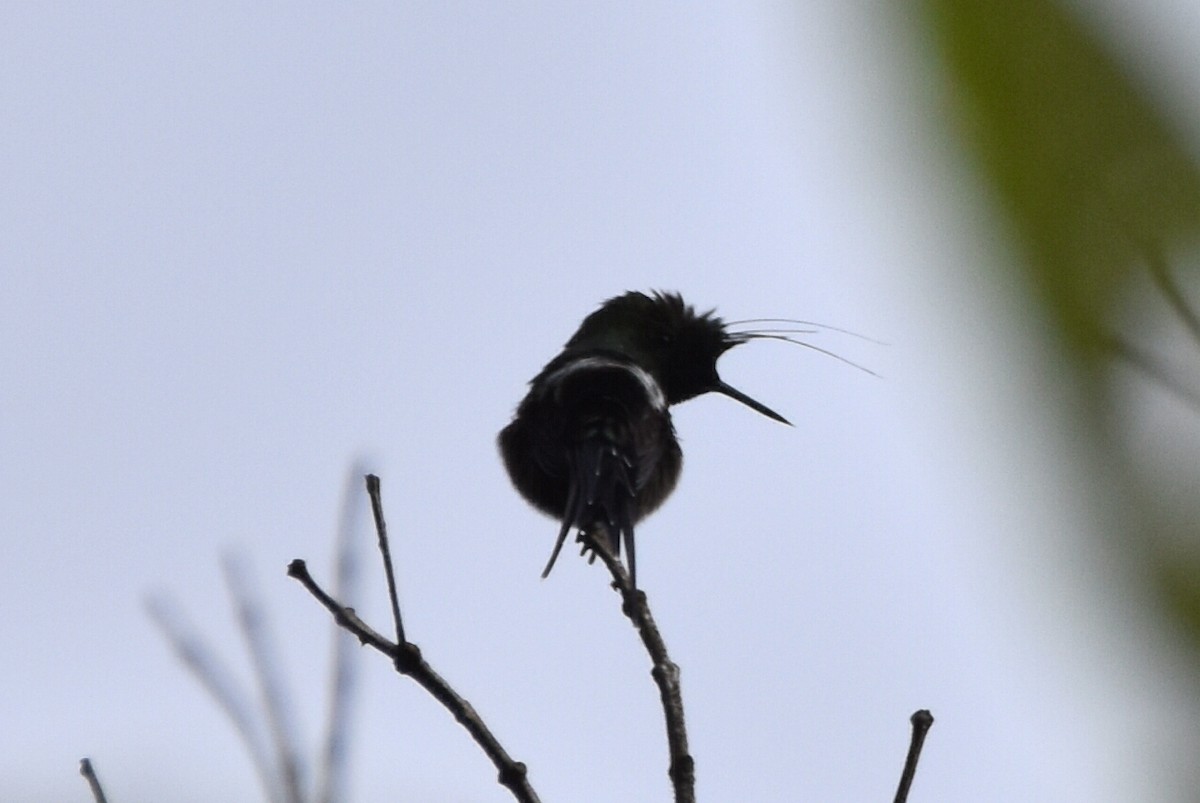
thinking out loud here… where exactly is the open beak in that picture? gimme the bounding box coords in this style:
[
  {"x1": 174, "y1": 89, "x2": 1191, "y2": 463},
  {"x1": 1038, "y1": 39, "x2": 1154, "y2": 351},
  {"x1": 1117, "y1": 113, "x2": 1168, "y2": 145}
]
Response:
[{"x1": 714, "y1": 381, "x2": 791, "y2": 426}]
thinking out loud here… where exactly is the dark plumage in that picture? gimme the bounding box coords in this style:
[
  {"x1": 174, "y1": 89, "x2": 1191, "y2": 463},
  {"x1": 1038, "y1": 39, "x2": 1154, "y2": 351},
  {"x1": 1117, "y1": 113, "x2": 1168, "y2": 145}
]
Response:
[{"x1": 498, "y1": 291, "x2": 790, "y2": 586}]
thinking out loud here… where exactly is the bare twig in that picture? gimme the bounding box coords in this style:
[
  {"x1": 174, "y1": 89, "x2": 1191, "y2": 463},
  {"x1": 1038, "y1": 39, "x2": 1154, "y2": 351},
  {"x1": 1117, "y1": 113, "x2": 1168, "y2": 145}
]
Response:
[
  {"x1": 582, "y1": 530, "x2": 695, "y2": 803},
  {"x1": 364, "y1": 474, "x2": 406, "y2": 645},
  {"x1": 287, "y1": 561, "x2": 539, "y2": 803},
  {"x1": 1105, "y1": 335, "x2": 1200, "y2": 413},
  {"x1": 893, "y1": 709, "x2": 934, "y2": 803},
  {"x1": 288, "y1": 475, "x2": 540, "y2": 803},
  {"x1": 145, "y1": 595, "x2": 282, "y2": 803},
  {"x1": 79, "y1": 758, "x2": 108, "y2": 803},
  {"x1": 1146, "y1": 247, "x2": 1200, "y2": 349},
  {"x1": 316, "y1": 464, "x2": 366, "y2": 803},
  {"x1": 1103, "y1": 248, "x2": 1200, "y2": 413},
  {"x1": 223, "y1": 555, "x2": 306, "y2": 803}
]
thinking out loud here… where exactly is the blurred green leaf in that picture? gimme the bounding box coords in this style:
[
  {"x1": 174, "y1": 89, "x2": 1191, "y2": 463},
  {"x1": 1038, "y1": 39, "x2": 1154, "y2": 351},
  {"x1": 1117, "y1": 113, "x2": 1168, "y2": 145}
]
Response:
[
  {"x1": 923, "y1": 0, "x2": 1200, "y2": 357},
  {"x1": 921, "y1": 0, "x2": 1200, "y2": 666}
]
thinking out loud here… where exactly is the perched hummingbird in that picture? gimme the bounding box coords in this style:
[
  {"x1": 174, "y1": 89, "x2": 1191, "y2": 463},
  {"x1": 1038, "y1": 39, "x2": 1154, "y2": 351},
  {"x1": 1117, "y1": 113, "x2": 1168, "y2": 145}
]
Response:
[{"x1": 498, "y1": 290, "x2": 792, "y2": 587}]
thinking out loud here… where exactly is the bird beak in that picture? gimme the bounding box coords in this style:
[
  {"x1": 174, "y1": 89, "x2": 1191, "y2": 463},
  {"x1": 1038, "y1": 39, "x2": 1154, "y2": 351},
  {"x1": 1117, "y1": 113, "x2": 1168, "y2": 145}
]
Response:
[{"x1": 714, "y1": 381, "x2": 791, "y2": 426}]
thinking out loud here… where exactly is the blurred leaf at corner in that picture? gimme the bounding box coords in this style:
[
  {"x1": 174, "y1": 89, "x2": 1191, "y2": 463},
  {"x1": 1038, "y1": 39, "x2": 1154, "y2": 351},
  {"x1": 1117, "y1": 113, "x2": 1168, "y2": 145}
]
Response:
[{"x1": 918, "y1": 0, "x2": 1200, "y2": 650}]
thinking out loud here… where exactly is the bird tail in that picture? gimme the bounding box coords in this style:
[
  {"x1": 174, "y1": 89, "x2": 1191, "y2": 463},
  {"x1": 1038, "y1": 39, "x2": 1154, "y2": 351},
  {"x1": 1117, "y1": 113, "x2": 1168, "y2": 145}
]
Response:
[
  {"x1": 540, "y1": 435, "x2": 638, "y2": 586},
  {"x1": 540, "y1": 486, "x2": 576, "y2": 580}
]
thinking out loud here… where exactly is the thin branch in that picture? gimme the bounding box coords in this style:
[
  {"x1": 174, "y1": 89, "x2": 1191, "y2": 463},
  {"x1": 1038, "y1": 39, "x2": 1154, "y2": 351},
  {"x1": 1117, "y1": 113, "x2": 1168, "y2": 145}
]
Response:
[
  {"x1": 1104, "y1": 246, "x2": 1200, "y2": 413},
  {"x1": 223, "y1": 555, "x2": 307, "y2": 803},
  {"x1": 365, "y1": 474, "x2": 406, "y2": 645},
  {"x1": 1105, "y1": 335, "x2": 1200, "y2": 413},
  {"x1": 79, "y1": 758, "x2": 108, "y2": 803},
  {"x1": 582, "y1": 530, "x2": 695, "y2": 803},
  {"x1": 1146, "y1": 247, "x2": 1200, "y2": 350},
  {"x1": 288, "y1": 559, "x2": 541, "y2": 803},
  {"x1": 893, "y1": 709, "x2": 934, "y2": 803},
  {"x1": 145, "y1": 595, "x2": 282, "y2": 803},
  {"x1": 316, "y1": 464, "x2": 367, "y2": 803}
]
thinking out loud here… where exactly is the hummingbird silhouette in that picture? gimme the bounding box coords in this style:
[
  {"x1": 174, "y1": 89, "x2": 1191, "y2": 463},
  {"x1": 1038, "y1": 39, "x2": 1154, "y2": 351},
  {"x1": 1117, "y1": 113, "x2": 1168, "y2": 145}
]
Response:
[{"x1": 498, "y1": 290, "x2": 793, "y2": 587}]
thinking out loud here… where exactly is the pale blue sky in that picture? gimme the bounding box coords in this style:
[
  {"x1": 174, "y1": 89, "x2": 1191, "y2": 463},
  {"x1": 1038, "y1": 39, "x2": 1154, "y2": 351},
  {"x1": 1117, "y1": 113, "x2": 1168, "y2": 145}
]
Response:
[{"x1": 4, "y1": 2, "x2": 1200, "y2": 801}]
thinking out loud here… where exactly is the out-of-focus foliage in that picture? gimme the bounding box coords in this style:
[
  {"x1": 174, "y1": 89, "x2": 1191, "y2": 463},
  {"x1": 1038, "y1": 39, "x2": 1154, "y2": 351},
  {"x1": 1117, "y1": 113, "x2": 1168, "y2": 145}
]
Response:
[
  {"x1": 924, "y1": 0, "x2": 1200, "y2": 356},
  {"x1": 919, "y1": 1, "x2": 1200, "y2": 641}
]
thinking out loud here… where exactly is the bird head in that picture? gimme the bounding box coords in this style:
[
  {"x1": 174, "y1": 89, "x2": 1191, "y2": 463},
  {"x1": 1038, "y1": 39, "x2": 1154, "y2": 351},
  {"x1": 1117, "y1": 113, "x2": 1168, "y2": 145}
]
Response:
[{"x1": 563, "y1": 290, "x2": 791, "y2": 424}]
